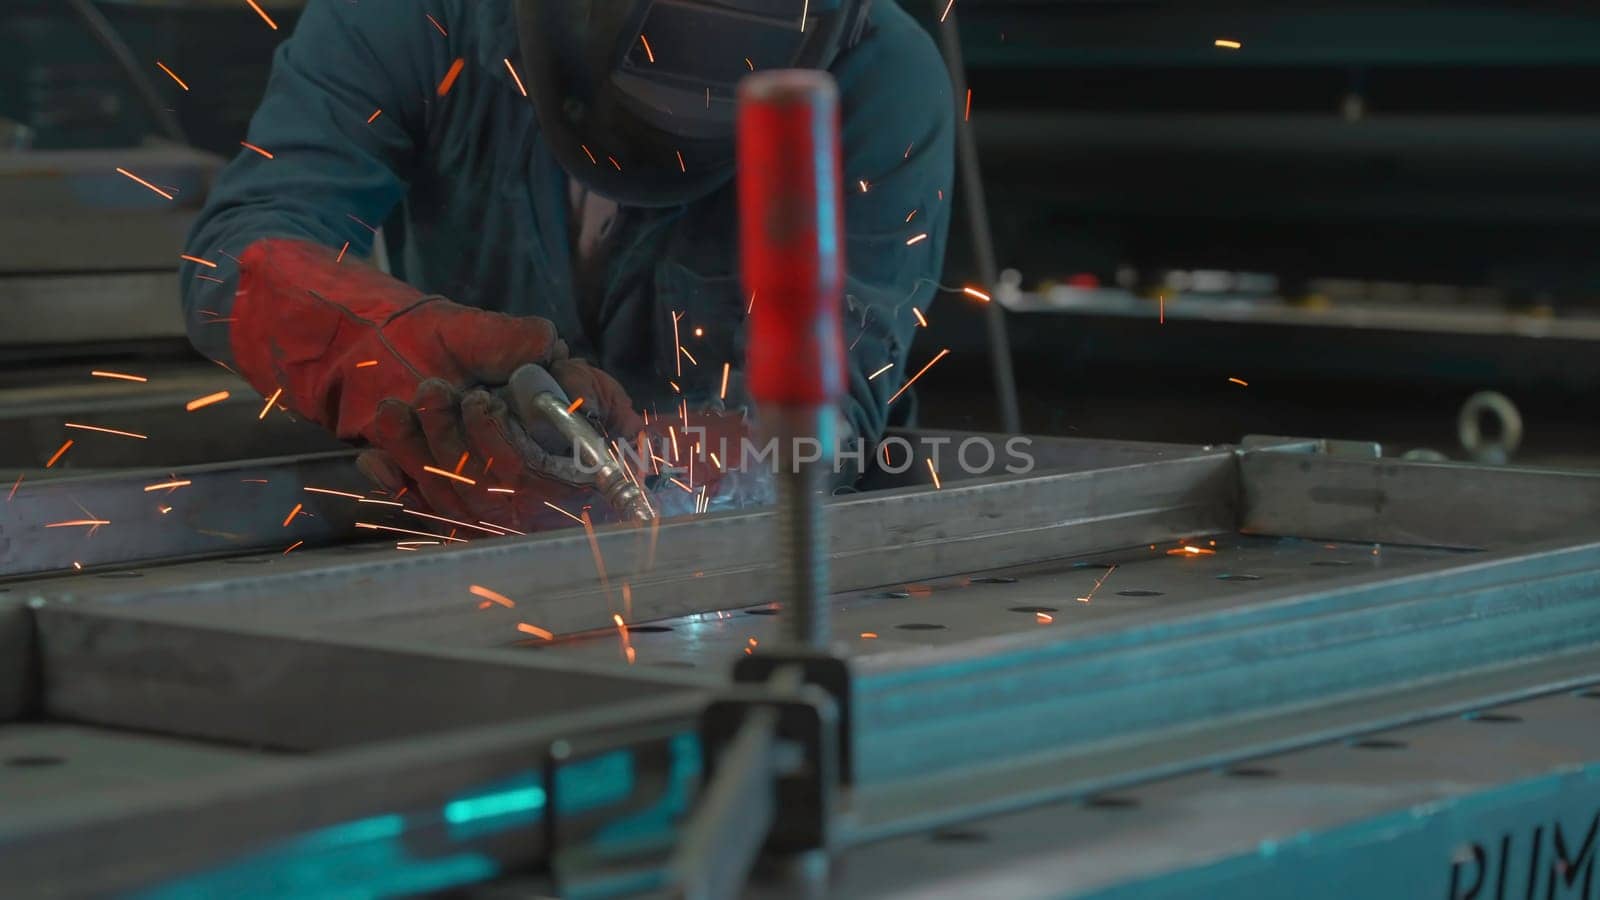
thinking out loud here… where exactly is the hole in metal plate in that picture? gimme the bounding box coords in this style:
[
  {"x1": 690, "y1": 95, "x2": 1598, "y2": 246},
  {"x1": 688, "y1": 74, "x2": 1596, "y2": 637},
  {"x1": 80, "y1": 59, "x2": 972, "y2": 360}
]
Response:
[
  {"x1": 629, "y1": 625, "x2": 674, "y2": 633},
  {"x1": 972, "y1": 576, "x2": 1017, "y2": 585},
  {"x1": 1466, "y1": 712, "x2": 1522, "y2": 724},
  {"x1": 1216, "y1": 573, "x2": 1262, "y2": 582},
  {"x1": 1008, "y1": 606, "x2": 1058, "y2": 614},
  {"x1": 1224, "y1": 766, "x2": 1277, "y2": 778},
  {"x1": 895, "y1": 623, "x2": 946, "y2": 631},
  {"x1": 4, "y1": 755, "x2": 65, "y2": 767},
  {"x1": 1350, "y1": 738, "x2": 1407, "y2": 750},
  {"x1": 929, "y1": 828, "x2": 989, "y2": 843},
  {"x1": 743, "y1": 609, "x2": 779, "y2": 616},
  {"x1": 1084, "y1": 794, "x2": 1138, "y2": 809},
  {"x1": 1116, "y1": 589, "x2": 1163, "y2": 597},
  {"x1": 96, "y1": 571, "x2": 144, "y2": 579}
]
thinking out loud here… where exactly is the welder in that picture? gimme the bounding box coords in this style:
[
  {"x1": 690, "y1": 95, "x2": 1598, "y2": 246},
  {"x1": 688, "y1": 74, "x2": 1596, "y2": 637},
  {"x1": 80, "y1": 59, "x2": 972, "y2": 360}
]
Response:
[{"x1": 180, "y1": 0, "x2": 953, "y2": 530}]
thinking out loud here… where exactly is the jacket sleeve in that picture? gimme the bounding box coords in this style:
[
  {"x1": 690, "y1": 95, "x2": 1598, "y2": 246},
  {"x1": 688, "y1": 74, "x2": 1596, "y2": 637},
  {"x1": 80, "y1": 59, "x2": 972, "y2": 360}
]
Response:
[
  {"x1": 832, "y1": 7, "x2": 957, "y2": 447},
  {"x1": 179, "y1": 0, "x2": 452, "y2": 365}
]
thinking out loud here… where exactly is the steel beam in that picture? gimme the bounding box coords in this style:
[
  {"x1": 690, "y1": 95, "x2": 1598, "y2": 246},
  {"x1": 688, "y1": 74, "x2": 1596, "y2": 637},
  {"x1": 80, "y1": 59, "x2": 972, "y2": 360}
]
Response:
[
  {"x1": 38, "y1": 450, "x2": 1237, "y2": 645},
  {"x1": 0, "y1": 597, "x2": 34, "y2": 721}
]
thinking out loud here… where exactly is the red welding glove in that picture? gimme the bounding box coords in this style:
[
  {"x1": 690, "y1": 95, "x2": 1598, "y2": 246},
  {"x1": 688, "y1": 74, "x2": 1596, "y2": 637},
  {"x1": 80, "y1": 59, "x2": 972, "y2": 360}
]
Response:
[{"x1": 230, "y1": 237, "x2": 643, "y2": 528}]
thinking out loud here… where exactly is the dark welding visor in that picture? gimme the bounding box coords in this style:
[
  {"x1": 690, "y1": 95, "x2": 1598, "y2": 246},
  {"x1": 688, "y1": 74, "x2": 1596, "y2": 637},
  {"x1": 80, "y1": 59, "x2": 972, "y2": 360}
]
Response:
[{"x1": 515, "y1": 0, "x2": 870, "y2": 207}]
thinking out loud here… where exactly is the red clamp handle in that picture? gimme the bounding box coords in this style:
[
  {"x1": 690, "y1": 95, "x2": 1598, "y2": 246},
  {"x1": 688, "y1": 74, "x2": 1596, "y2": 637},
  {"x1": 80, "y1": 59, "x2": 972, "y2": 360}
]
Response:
[{"x1": 737, "y1": 70, "x2": 848, "y2": 407}]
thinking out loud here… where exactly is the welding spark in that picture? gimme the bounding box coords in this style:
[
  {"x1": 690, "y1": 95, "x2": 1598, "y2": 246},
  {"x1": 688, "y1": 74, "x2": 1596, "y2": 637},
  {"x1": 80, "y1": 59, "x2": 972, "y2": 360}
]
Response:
[
  {"x1": 1228, "y1": 377, "x2": 1249, "y2": 387},
  {"x1": 906, "y1": 210, "x2": 918, "y2": 223},
  {"x1": 355, "y1": 522, "x2": 468, "y2": 543},
  {"x1": 355, "y1": 359, "x2": 379, "y2": 369},
  {"x1": 861, "y1": 632, "x2": 879, "y2": 639},
  {"x1": 453, "y1": 451, "x2": 470, "y2": 475},
  {"x1": 965, "y1": 89, "x2": 972, "y2": 121},
  {"x1": 64, "y1": 423, "x2": 147, "y2": 440},
  {"x1": 940, "y1": 0, "x2": 957, "y2": 22},
  {"x1": 281, "y1": 503, "x2": 303, "y2": 527},
  {"x1": 45, "y1": 519, "x2": 111, "y2": 529},
  {"x1": 283, "y1": 540, "x2": 304, "y2": 555},
  {"x1": 426, "y1": 13, "x2": 448, "y2": 35},
  {"x1": 244, "y1": 0, "x2": 278, "y2": 30},
  {"x1": 963, "y1": 286, "x2": 992, "y2": 302},
  {"x1": 639, "y1": 34, "x2": 656, "y2": 63},
  {"x1": 156, "y1": 61, "x2": 189, "y2": 91},
  {"x1": 422, "y1": 465, "x2": 476, "y2": 485},
  {"x1": 676, "y1": 150, "x2": 686, "y2": 173},
  {"x1": 143, "y1": 479, "x2": 191, "y2": 493},
  {"x1": 336, "y1": 242, "x2": 351, "y2": 263},
  {"x1": 747, "y1": 291, "x2": 757, "y2": 314},
  {"x1": 720, "y1": 362, "x2": 731, "y2": 400},
  {"x1": 1079, "y1": 564, "x2": 1117, "y2": 603},
  {"x1": 613, "y1": 613, "x2": 634, "y2": 663},
  {"x1": 1036, "y1": 612, "x2": 1054, "y2": 623},
  {"x1": 887, "y1": 348, "x2": 949, "y2": 404},
  {"x1": 185, "y1": 390, "x2": 230, "y2": 411},
  {"x1": 367, "y1": 109, "x2": 383, "y2": 124},
  {"x1": 469, "y1": 584, "x2": 516, "y2": 608},
  {"x1": 926, "y1": 458, "x2": 941, "y2": 489},
  {"x1": 304, "y1": 486, "x2": 364, "y2": 500},
  {"x1": 517, "y1": 623, "x2": 554, "y2": 640},
  {"x1": 542, "y1": 501, "x2": 583, "y2": 524},
  {"x1": 608, "y1": 155, "x2": 622, "y2": 171},
  {"x1": 679, "y1": 346, "x2": 699, "y2": 366},
  {"x1": 672, "y1": 309, "x2": 684, "y2": 377},
  {"x1": 912, "y1": 307, "x2": 928, "y2": 328},
  {"x1": 115, "y1": 167, "x2": 174, "y2": 200},
  {"x1": 258, "y1": 387, "x2": 283, "y2": 420},
  {"x1": 1165, "y1": 545, "x2": 1216, "y2": 557},
  {"x1": 487, "y1": 487, "x2": 516, "y2": 495},
  {"x1": 437, "y1": 58, "x2": 466, "y2": 96},
  {"x1": 92, "y1": 370, "x2": 147, "y2": 383},
  {"x1": 745, "y1": 58, "x2": 754, "y2": 71},
  {"x1": 481, "y1": 520, "x2": 525, "y2": 536},
  {"x1": 180, "y1": 253, "x2": 218, "y2": 269},
  {"x1": 503, "y1": 59, "x2": 527, "y2": 96},
  {"x1": 405, "y1": 509, "x2": 505, "y2": 536},
  {"x1": 859, "y1": 179, "x2": 869, "y2": 193},
  {"x1": 906, "y1": 233, "x2": 929, "y2": 246},
  {"x1": 868, "y1": 362, "x2": 893, "y2": 381},
  {"x1": 1215, "y1": 39, "x2": 1242, "y2": 50},
  {"x1": 1159, "y1": 295, "x2": 1165, "y2": 324},
  {"x1": 236, "y1": 142, "x2": 276, "y2": 161},
  {"x1": 581, "y1": 144, "x2": 597, "y2": 165}
]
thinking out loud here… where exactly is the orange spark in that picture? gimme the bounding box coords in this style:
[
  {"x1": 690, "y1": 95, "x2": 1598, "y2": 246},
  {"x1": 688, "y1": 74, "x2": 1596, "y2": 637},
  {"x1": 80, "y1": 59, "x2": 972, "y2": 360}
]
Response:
[
  {"x1": 142, "y1": 479, "x2": 191, "y2": 492},
  {"x1": 963, "y1": 286, "x2": 991, "y2": 302},
  {"x1": 679, "y1": 346, "x2": 699, "y2": 366},
  {"x1": 283, "y1": 540, "x2": 304, "y2": 555},
  {"x1": 906, "y1": 209, "x2": 918, "y2": 222},
  {"x1": 244, "y1": 0, "x2": 278, "y2": 29},
  {"x1": 861, "y1": 632, "x2": 879, "y2": 639},
  {"x1": 282, "y1": 503, "x2": 303, "y2": 527},
  {"x1": 156, "y1": 61, "x2": 189, "y2": 91},
  {"x1": 354, "y1": 522, "x2": 468, "y2": 543},
  {"x1": 906, "y1": 233, "x2": 929, "y2": 246},
  {"x1": 115, "y1": 168, "x2": 174, "y2": 200},
  {"x1": 240, "y1": 141, "x2": 274, "y2": 159},
  {"x1": 912, "y1": 307, "x2": 929, "y2": 327},
  {"x1": 45, "y1": 519, "x2": 111, "y2": 529},
  {"x1": 92, "y1": 370, "x2": 147, "y2": 383},
  {"x1": 677, "y1": 150, "x2": 686, "y2": 172},
  {"x1": 470, "y1": 584, "x2": 516, "y2": 608},
  {"x1": 7, "y1": 474, "x2": 21, "y2": 502},
  {"x1": 1036, "y1": 612, "x2": 1054, "y2": 623},
  {"x1": 1166, "y1": 545, "x2": 1216, "y2": 557},
  {"x1": 355, "y1": 359, "x2": 378, "y2": 368},
  {"x1": 1215, "y1": 39, "x2": 1242, "y2": 50},
  {"x1": 1080, "y1": 564, "x2": 1118, "y2": 603},
  {"x1": 336, "y1": 242, "x2": 350, "y2": 263},
  {"x1": 367, "y1": 109, "x2": 383, "y2": 124},
  {"x1": 868, "y1": 362, "x2": 893, "y2": 381},
  {"x1": 567, "y1": 397, "x2": 585, "y2": 414},
  {"x1": 672, "y1": 309, "x2": 683, "y2": 377},
  {"x1": 745, "y1": 58, "x2": 754, "y2": 70},
  {"x1": 542, "y1": 501, "x2": 583, "y2": 524},
  {"x1": 926, "y1": 457, "x2": 941, "y2": 489},
  {"x1": 720, "y1": 363, "x2": 731, "y2": 400},
  {"x1": 1228, "y1": 377, "x2": 1249, "y2": 387},
  {"x1": 487, "y1": 487, "x2": 516, "y2": 494},
  {"x1": 422, "y1": 465, "x2": 476, "y2": 485},
  {"x1": 964, "y1": 88, "x2": 972, "y2": 121},
  {"x1": 517, "y1": 623, "x2": 554, "y2": 640},
  {"x1": 503, "y1": 58, "x2": 527, "y2": 96},
  {"x1": 608, "y1": 155, "x2": 622, "y2": 171},
  {"x1": 581, "y1": 144, "x2": 597, "y2": 165},
  {"x1": 437, "y1": 58, "x2": 466, "y2": 96},
  {"x1": 940, "y1": 0, "x2": 956, "y2": 22},
  {"x1": 859, "y1": 179, "x2": 869, "y2": 193},
  {"x1": 304, "y1": 486, "x2": 364, "y2": 500},
  {"x1": 180, "y1": 254, "x2": 218, "y2": 269},
  {"x1": 64, "y1": 423, "x2": 146, "y2": 440},
  {"x1": 185, "y1": 390, "x2": 230, "y2": 411},
  {"x1": 887, "y1": 348, "x2": 949, "y2": 404},
  {"x1": 639, "y1": 34, "x2": 655, "y2": 63},
  {"x1": 405, "y1": 509, "x2": 505, "y2": 536},
  {"x1": 613, "y1": 613, "x2": 633, "y2": 662},
  {"x1": 258, "y1": 387, "x2": 283, "y2": 419},
  {"x1": 1159, "y1": 294, "x2": 1165, "y2": 324},
  {"x1": 453, "y1": 451, "x2": 470, "y2": 475},
  {"x1": 426, "y1": 13, "x2": 447, "y2": 35}
]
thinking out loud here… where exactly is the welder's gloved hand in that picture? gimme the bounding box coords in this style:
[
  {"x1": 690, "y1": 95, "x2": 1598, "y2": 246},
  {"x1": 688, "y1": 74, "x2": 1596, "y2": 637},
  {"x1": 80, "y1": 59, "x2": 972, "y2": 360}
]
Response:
[{"x1": 230, "y1": 237, "x2": 569, "y2": 445}]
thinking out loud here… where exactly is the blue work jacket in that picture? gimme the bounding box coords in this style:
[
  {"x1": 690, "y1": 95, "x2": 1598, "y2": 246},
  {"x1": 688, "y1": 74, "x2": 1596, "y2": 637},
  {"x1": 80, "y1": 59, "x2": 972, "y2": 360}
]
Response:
[{"x1": 182, "y1": 0, "x2": 954, "y2": 444}]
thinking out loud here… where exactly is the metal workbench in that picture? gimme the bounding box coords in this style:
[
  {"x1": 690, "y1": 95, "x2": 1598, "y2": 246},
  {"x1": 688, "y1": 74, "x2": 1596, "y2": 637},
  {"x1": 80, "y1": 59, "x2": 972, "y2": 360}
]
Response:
[{"x1": 4, "y1": 433, "x2": 1600, "y2": 898}]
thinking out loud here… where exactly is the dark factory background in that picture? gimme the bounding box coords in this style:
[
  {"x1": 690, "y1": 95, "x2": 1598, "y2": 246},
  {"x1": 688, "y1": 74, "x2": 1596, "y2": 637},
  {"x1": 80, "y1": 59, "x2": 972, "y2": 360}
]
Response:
[{"x1": 5, "y1": 0, "x2": 1600, "y2": 467}]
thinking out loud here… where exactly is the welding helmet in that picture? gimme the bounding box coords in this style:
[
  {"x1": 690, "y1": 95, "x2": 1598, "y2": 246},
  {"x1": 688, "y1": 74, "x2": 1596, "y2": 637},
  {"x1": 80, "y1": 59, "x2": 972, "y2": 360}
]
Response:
[{"x1": 515, "y1": 0, "x2": 872, "y2": 208}]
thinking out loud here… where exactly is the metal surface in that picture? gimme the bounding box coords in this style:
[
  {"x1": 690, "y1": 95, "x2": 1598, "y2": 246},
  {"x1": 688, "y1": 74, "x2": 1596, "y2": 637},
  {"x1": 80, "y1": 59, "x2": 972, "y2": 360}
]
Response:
[
  {"x1": 0, "y1": 272, "x2": 187, "y2": 345},
  {"x1": 508, "y1": 364, "x2": 654, "y2": 523},
  {"x1": 28, "y1": 447, "x2": 1234, "y2": 645},
  {"x1": 808, "y1": 685, "x2": 1600, "y2": 900}
]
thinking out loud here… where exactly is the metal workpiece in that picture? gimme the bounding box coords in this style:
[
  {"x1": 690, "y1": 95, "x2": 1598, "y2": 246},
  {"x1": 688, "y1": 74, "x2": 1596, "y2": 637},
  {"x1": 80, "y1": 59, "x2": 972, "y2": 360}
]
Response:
[{"x1": 29, "y1": 447, "x2": 1237, "y2": 646}]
